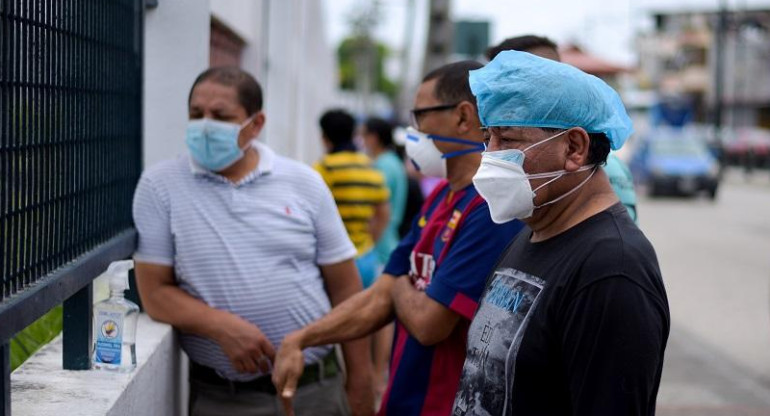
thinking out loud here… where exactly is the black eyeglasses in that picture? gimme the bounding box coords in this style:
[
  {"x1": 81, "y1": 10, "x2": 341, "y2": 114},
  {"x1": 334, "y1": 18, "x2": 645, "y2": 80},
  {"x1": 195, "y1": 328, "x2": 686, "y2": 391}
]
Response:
[{"x1": 409, "y1": 103, "x2": 460, "y2": 128}]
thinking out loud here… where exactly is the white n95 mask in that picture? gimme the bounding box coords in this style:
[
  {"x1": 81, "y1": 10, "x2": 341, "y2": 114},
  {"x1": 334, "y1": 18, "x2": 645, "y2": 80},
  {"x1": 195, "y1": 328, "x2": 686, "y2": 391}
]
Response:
[
  {"x1": 405, "y1": 127, "x2": 485, "y2": 178},
  {"x1": 472, "y1": 130, "x2": 597, "y2": 223}
]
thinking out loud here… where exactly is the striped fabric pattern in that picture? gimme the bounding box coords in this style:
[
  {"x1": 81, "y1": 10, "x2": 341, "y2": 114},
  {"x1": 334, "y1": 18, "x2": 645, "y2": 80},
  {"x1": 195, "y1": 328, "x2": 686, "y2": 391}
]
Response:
[
  {"x1": 314, "y1": 151, "x2": 389, "y2": 256},
  {"x1": 132, "y1": 142, "x2": 356, "y2": 381}
]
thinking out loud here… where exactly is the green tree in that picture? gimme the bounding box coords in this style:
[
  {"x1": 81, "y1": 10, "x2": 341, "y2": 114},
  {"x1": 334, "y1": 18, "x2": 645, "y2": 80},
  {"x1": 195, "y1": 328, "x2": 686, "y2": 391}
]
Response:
[{"x1": 337, "y1": 37, "x2": 397, "y2": 98}]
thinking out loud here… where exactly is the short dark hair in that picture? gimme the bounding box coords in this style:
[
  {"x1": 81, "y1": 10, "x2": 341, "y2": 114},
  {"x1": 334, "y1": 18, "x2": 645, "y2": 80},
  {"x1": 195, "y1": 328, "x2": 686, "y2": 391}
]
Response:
[
  {"x1": 189, "y1": 67, "x2": 263, "y2": 116},
  {"x1": 422, "y1": 60, "x2": 483, "y2": 107},
  {"x1": 486, "y1": 35, "x2": 558, "y2": 61},
  {"x1": 320, "y1": 109, "x2": 356, "y2": 148},
  {"x1": 364, "y1": 117, "x2": 395, "y2": 149},
  {"x1": 541, "y1": 128, "x2": 611, "y2": 165},
  {"x1": 587, "y1": 133, "x2": 611, "y2": 165}
]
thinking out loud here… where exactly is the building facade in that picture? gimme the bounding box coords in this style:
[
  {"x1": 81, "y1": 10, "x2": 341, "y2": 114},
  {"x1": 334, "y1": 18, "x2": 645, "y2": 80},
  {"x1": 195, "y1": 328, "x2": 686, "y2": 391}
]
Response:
[
  {"x1": 636, "y1": 9, "x2": 770, "y2": 129},
  {"x1": 144, "y1": 0, "x2": 339, "y2": 167}
]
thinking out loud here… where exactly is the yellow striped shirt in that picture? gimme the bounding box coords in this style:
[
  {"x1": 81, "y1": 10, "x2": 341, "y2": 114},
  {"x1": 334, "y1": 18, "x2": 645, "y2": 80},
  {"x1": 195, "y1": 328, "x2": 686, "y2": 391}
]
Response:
[{"x1": 315, "y1": 151, "x2": 389, "y2": 255}]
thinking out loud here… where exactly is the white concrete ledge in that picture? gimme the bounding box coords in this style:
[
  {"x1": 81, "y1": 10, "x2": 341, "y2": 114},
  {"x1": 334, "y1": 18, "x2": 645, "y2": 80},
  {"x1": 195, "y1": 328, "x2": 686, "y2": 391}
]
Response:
[{"x1": 12, "y1": 314, "x2": 182, "y2": 416}]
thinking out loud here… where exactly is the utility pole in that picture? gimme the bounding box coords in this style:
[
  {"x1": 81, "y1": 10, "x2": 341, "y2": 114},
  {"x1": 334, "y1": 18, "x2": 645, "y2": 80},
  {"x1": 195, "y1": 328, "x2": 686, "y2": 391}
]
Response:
[
  {"x1": 714, "y1": 0, "x2": 728, "y2": 140},
  {"x1": 422, "y1": 0, "x2": 453, "y2": 75},
  {"x1": 395, "y1": 0, "x2": 417, "y2": 124}
]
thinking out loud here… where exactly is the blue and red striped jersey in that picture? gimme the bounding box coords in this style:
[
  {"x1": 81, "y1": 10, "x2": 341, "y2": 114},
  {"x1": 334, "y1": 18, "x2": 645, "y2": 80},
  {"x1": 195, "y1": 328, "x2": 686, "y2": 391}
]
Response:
[{"x1": 381, "y1": 180, "x2": 524, "y2": 415}]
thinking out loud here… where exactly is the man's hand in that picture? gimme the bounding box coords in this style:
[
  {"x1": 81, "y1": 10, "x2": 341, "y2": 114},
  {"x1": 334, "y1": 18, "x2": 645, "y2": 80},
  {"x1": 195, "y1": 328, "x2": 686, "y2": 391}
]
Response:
[
  {"x1": 269, "y1": 265, "x2": 397, "y2": 415},
  {"x1": 214, "y1": 312, "x2": 276, "y2": 374},
  {"x1": 345, "y1": 367, "x2": 375, "y2": 416},
  {"x1": 135, "y1": 262, "x2": 276, "y2": 374},
  {"x1": 272, "y1": 332, "x2": 306, "y2": 415}
]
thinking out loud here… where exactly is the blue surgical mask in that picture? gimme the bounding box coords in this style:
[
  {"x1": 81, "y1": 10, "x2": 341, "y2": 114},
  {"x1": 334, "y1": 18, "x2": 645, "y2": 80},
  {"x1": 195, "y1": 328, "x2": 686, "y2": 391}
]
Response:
[{"x1": 186, "y1": 117, "x2": 254, "y2": 172}]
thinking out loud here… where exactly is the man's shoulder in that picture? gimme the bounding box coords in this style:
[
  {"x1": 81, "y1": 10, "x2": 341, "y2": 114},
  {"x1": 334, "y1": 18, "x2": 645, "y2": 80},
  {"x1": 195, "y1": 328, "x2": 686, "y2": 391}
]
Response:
[
  {"x1": 588, "y1": 204, "x2": 654, "y2": 256},
  {"x1": 271, "y1": 155, "x2": 327, "y2": 193},
  {"x1": 272, "y1": 153, "x2": 317, "y2": 176},
  {"x1": 322, "y1": 151, "x2": 380, "y2": 172},
  {"x1": 576, "y1": 205, "x2": 662, "y2": 290},
  {"x1": 140, "y1": 155, "x2": 190, "y2": 185},
  {"x1": 133, "y1": 156, "x2": 191, "y2": 209},
  {"x1": 318, "y1": 152, "x2": 385, "y2": 185}
]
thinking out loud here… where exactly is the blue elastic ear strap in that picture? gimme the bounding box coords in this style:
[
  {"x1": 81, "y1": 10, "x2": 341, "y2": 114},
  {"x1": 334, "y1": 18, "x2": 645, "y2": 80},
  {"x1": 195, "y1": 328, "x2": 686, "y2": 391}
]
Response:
[
  {"x1": 429, "y1": 134, "x2": 482, "y2": 146},
  {"x1": 442, "y1": 147, "x2": 484, "y2": 158},
  {"x1": 428, "y1": 134, "x2": 485, "y2": 159}
]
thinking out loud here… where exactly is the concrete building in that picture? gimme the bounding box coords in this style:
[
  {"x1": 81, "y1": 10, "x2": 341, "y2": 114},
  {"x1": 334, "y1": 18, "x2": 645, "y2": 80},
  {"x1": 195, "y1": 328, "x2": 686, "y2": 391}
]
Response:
[
  {"x1": 422, "y1": 0, "x2": 453, "y2": 74},
  {"x1": 144, "y1": 0, "x2": 339, "y2": 168},
  {"x1": 636, "y1": 8, "x2": 770, "y2": 129}
]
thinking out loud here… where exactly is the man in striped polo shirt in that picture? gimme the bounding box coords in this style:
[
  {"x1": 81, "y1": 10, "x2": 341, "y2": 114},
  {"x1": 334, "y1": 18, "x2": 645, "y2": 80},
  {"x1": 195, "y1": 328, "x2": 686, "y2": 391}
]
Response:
[
  {"x1": 315, "y1": 109, "x2": 390, "y2": 289},
  {"x1": 132, "y1": 67, "x2": 372, "y2": 416},
  {"x1": 272, "y1": 61, "x2": 526, "y2": 415}
]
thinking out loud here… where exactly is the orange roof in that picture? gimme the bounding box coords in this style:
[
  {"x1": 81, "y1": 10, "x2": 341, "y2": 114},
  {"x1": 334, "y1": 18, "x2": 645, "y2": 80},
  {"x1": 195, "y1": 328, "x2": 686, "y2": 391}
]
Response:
[{"x1": 559, "y1": 45, "x2": 630, "y2": 76}]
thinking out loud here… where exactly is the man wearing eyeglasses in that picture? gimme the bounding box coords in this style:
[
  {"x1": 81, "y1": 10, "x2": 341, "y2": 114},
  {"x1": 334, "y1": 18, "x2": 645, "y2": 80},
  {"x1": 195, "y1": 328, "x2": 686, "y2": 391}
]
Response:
[{"x1": 271, "y1": 61, "x2": 525, "y2": 416}]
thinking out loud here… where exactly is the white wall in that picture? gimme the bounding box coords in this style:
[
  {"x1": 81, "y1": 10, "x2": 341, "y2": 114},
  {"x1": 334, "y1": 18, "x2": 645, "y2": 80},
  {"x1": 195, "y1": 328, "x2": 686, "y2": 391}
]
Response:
[
  {"x1": 143, "y1": 0, "x2": 340, "y2": 168},
  {"x1": 209, "y1": 0, "x2": 257, "y2": 40},
  {"x1": 210, "y1": 0, "x2": 340, "y2": 164},
  {"x1": 209, "y1": 0, "x2": 266, "y2": 81},
  {"x1": 143, "y1": 0, "x2": 211, "y2": 168}
]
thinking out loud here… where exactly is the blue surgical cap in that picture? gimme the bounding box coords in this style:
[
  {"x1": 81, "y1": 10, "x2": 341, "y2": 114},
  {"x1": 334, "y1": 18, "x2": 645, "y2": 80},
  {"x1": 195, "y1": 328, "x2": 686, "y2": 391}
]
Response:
[{"x1": 469, "y1": 50, "x2": 633, "y2": 150}]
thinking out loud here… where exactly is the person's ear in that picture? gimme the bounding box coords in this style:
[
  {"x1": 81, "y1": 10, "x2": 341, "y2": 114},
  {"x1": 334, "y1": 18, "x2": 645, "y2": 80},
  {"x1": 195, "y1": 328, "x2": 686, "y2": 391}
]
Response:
[
  {"x1": 238, "y1": 112, "x2": 265, "y2": 147},
  {"x1": 247, "y1": 111, "x2": 266, "y2": 136},
  {"x1": 455, "y1": 101, "x2": 478, "y2": 135},
  {"x1": 564, "y1": 128, "x2": 590, "y2": 171}
]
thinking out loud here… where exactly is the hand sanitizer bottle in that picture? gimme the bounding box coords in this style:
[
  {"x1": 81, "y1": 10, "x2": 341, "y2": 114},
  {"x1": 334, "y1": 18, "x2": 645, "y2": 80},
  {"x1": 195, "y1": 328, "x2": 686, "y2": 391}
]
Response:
[{"x1": 92, "y1": 260, "x2": 139, "y2": 372}]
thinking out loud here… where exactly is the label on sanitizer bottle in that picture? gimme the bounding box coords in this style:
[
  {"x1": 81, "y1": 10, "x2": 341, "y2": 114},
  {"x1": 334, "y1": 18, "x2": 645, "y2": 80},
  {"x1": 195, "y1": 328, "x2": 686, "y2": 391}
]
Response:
[{"x1": 94, "y1": 310, "x2": 123, "y2": 365}]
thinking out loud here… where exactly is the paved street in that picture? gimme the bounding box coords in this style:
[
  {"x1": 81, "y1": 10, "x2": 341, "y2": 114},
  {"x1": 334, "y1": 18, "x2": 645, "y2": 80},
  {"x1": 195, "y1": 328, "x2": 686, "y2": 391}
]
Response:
[{"x1": 637, "y1": 169, "x2": 770, "y2": 415}]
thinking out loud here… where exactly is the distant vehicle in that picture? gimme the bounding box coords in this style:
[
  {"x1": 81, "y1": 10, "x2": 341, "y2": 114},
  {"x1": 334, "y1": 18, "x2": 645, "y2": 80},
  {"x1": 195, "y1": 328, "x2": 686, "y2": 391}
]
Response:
[
  {"x1": 630, "y1": 132, "x2": 720, "y2": 199},
  {"x1": 722, "y1": 128, "x2": 770, "y2": 170}
]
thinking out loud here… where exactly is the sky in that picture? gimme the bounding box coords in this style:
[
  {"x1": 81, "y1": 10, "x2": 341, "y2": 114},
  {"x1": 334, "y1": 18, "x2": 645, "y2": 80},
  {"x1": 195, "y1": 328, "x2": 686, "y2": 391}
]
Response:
[{"x1": 325, "y1": 0, "x2": 770, "y2": 66}]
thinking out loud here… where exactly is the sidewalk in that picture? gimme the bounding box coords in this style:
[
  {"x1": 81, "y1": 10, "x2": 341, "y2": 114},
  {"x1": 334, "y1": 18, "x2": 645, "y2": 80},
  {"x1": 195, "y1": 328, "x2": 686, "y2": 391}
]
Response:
[{"x1": 656, "y1": 325, "x2": 770, "y2": 416}]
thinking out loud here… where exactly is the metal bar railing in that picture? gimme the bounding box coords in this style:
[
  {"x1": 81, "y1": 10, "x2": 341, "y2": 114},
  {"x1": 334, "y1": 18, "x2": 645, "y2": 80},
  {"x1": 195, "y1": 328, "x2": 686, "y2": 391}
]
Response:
[
  {"x1": 63, "y1": 284, "x2": 94, "y2": 370},
  {"x1": 0, "y1": 231, "x2": 137, "y2": 343},
  {"x1": 0, "y1": 0, "x2": 144, "y2": 413},
  {"x1": 0, "y1": 231, "x2": 138, "y2": 414}
]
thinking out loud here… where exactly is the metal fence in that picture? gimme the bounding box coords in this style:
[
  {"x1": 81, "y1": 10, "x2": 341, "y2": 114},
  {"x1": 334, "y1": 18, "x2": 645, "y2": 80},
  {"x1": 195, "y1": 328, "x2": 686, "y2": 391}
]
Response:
[{"x1": 0, "y1": 0, "x2": 143, "y2": 414}]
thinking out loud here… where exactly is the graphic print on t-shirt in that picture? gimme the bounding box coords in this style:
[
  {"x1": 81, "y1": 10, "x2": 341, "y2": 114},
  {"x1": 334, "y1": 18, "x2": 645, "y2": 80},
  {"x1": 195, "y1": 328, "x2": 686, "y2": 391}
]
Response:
[
  {"x1": 453, "y1": 268, "x2": 545, "y2": 416},
  {"x1": 409, "y1": 251, "x2": 436, "y2": 291}
]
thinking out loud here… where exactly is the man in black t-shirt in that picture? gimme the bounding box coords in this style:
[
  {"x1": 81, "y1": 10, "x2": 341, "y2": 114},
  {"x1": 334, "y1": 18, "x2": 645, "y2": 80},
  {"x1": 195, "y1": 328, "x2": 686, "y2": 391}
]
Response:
[{"x1": 453, "y1": 51, "x2": 669, "y2": 416}]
